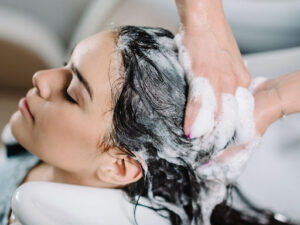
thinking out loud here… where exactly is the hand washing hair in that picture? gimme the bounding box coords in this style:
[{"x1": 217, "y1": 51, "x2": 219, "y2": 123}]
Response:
[{"x1": 100, "y1": 26, "x2": 297, "y2": 225}]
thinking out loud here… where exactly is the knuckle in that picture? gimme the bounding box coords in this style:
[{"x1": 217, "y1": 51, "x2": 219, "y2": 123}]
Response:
[
  {"x1": 225, "y1": 73, "x2": 237, "y2": 85},
  {"x1": 223, "y1": 74, "x2": 237, "y2": 94},
  {"x1": 239, "y1": 73, "x2": 251, "y2": 87},
  {"x1": 191, "y1": 62, "x2": 207, "y2": 76}
]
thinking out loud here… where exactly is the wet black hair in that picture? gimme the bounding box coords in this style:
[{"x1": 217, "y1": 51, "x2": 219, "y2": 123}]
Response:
[{"x1": 106, "y1": 25, "x2": 298, "y2": 225}]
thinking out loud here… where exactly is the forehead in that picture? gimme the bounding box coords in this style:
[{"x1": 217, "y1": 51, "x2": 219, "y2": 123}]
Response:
[
  {"x1": 70, "y1": 30, "x2": 119, "y2": 111},
  {"x1": 72, "y1": 31, "x2": 117, "y2": 65}
]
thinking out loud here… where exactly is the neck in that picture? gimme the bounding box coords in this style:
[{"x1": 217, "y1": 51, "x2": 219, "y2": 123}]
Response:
[{"x1": 26, "y1": 161, "x2": 115, "y2": 188}]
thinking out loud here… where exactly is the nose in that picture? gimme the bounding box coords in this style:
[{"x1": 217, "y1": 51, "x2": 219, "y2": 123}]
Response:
[
  {"x1": 32, "y1": 68, "x2": 72, "y2": 101},
  {"x1": 32, "y1": 70, "x2": 51, "y2": 100}
]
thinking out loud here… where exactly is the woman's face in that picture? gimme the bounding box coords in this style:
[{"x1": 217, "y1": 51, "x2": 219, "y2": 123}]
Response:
[{"x1": 10, "y1": 31, "x2": 119, "y2": 177}]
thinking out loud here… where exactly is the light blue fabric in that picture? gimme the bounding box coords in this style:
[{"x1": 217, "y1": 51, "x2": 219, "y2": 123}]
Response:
[{"x1": 0, "y1": 152, "x2": 40, "y2": 225}]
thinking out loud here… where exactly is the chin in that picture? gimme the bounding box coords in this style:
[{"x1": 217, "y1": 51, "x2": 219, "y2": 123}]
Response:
[{"x1": 9, "y1": 110, "x2": 32, "y2": 151}]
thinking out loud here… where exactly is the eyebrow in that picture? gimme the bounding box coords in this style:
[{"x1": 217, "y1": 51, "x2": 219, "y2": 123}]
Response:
[{"x1": 71, "y1": 62, "x2": 93, "y2": 101}]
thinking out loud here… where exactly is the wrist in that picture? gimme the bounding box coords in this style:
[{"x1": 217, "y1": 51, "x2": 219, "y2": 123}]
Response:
[
  {"x1": 269, "y1": 71, "x2": 300, "y2": 119},
  {"x1": 265, "y1": 88, "x2": 284, "y2": 124},
  {"x1": 253, "y1": 88, "x2": 281, "y2": 135},
  {"x1": 181, "y1": 0, "x2": 225, "y2": 32}
]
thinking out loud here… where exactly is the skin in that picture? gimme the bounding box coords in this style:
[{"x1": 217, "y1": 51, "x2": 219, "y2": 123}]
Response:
[
  {"x1": 9, "y1": 30, "x2": 143, "y2": 188},
  {"x1": 174, "y1": 0, "x2": 251, "y2": 136}
]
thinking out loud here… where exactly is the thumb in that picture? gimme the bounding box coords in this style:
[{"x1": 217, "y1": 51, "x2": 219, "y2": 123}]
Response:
[
  {"x1": 184, "y1": 77, "x2": 217, "y2": 138},
  {"x1": 183, "y1": 96, "x2": 202, "y2": 136},
  {"x1": 214, "y1": 91, "x2": 222, "y2": 121}
]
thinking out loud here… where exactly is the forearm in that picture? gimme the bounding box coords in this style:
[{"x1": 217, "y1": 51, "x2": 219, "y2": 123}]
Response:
[{"x1": 175, "y1": 0, "x2": 225, "y2": 31}]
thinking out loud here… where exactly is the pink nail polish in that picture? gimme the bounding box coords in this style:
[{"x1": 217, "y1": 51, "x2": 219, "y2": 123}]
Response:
[
  {"x1": 204, "y1": 160, "x2": 210, "y2": 166},
  {"x1": 201, "y1": 160, "x2": 210, "y2": 167},
  {"x1": 187, "y1": 131, "x2": 191, "y2": 139}
]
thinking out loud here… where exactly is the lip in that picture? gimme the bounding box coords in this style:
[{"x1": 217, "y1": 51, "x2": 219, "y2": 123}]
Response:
[{"x1": 18, "y1": 97, "x2": 34, "y2": 120}]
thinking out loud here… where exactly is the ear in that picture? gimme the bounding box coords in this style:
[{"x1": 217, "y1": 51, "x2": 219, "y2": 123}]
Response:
[{"x1": 96, "y1": 148, "x2": 143, "y2": 187}]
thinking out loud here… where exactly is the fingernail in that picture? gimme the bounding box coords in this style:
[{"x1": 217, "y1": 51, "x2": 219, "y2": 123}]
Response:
[
  {"x1": 201, "y1": 160, "x2": 210, "y2": 167},
  {"x1": 187, "y1": 131, "x2": 191, "y2": 139},
  {"x1": 204, "y1": 160, "x2": 210, "y2": 166}
]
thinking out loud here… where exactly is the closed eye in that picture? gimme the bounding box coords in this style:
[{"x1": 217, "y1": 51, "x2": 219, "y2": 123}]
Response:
[
  {"x1": 63, "y1": 84, "x2": 77, "y2": 104},
  {"x1": 62, "y1": 61, "x2": 78, "y2": 104}
]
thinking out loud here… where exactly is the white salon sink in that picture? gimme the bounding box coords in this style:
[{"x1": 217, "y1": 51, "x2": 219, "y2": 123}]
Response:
[
  {"x1": 237, "y1": 47, "x2": 300, "y2": 222},
  {"x1": 224, "y1": 0, "x2": 300, "y2": 53}
]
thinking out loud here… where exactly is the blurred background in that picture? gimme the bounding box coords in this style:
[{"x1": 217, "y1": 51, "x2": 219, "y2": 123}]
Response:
[{"x1": 0, "y1": 0, "x2": 300, "y2": 145}]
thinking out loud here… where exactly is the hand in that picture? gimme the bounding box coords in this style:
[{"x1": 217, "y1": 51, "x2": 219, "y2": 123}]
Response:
[
  {"x1": 174, "y1": 0, "x2": 251, "y2": 138},
  {"x1": 217, "y1": 70, "x2": 300, "y2": 161},
  {"x1": 214, "y1": 80, "x2": 275, "y2": 162}
]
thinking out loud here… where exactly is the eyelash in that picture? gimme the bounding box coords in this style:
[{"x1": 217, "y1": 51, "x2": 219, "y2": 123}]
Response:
[
  {"x1": 62, "y1": 61, "x2": 77, "y2": 104},
  {"x1": 63, "y1": 84, "x2": 77, "y2": 105}
]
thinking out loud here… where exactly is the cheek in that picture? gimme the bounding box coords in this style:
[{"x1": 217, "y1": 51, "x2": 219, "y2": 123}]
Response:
[{"x1": 32, "y1": 105, "x2": 101, "y2": 171}]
